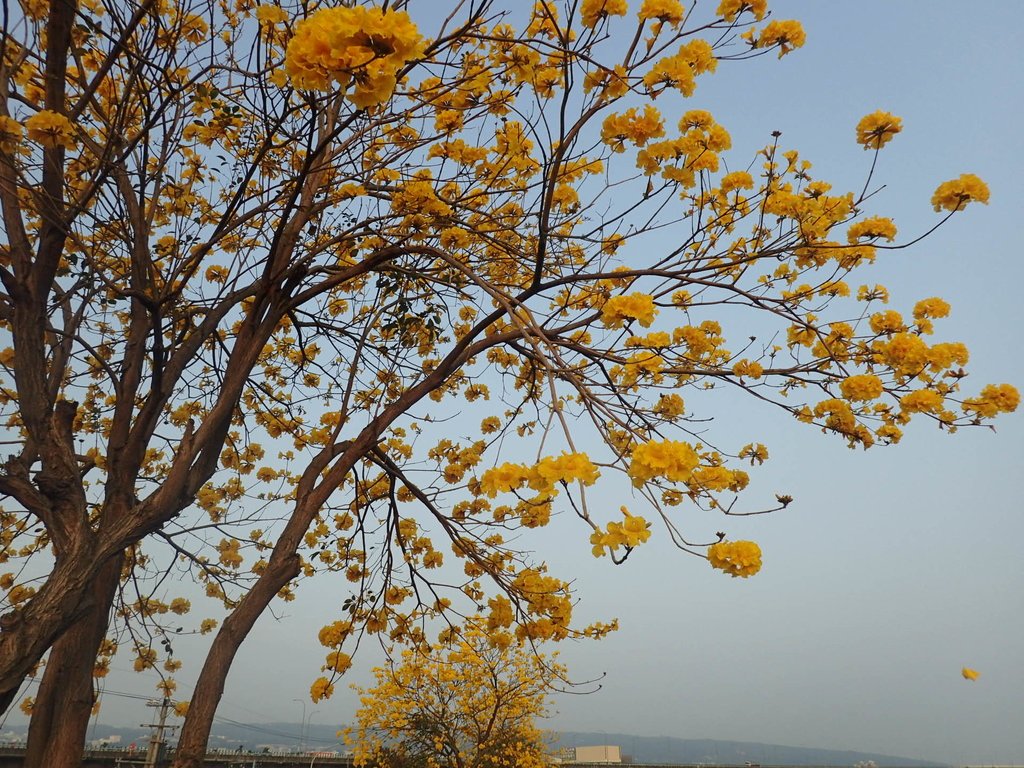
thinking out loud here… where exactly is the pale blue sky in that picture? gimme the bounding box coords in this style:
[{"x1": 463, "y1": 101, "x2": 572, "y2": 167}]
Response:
[{"x1": 5, "y1": 1, "x2": 1021, "y2": 763}]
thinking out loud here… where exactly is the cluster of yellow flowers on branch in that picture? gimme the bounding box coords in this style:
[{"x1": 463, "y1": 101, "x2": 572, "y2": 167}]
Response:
[
  {"x1": 284, "y1": 5, "x2": 425, "y2": 107},
  {"x1": 0, "y1": 1, "x2": 1017, "y2": 763}
]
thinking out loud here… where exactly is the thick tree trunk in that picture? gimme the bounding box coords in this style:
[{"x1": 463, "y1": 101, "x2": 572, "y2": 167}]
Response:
[
  {"x1": 0, "y1": 549, "x2": 101, "y2": 715},
  {"x1": 23, "y1": 555, "x2": 122, "y2": 768},
  {"x1": 172, "y1": 553, "x2": 301, "y2": 768}
]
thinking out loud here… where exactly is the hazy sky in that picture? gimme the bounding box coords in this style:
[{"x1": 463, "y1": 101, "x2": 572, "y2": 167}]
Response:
[{"x1": 4, "y1": 1, "x2": 1021, "y2": 764}]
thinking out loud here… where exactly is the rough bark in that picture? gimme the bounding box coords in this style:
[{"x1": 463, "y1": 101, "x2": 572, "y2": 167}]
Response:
[
  {"x1": 172, "y1": 553, "x2": 301, "y2": 768},
  {"x1": 23, "y1": 555, "x2": 122, "y2": 768},
  {"x1": 0, "y1": 548, "x2": 100, "y2": 712}
]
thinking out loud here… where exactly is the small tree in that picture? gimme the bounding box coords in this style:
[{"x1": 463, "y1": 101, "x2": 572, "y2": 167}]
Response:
[{"x1": 350, "y1": 621, "x2": 560, "y2": 768}]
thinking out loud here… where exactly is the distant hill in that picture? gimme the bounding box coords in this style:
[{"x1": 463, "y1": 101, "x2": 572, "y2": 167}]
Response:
[
  {"x1": 1, "y1": 722, "x2": 945, "y2": 766},
  {"x1": 550, "y1": 731, "x2": 944, "y2": 767}
]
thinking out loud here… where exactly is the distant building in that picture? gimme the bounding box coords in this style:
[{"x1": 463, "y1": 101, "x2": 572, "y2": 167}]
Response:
[{"x1": 572, "y1": 745, "x2": 622, "y2": 763}]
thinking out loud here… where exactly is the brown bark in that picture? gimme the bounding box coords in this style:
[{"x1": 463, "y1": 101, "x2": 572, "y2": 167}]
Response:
[
  {"x1": 0, "y1": 547, "x2": 99, "y2": 711},
  {"x1": 23, "y1": 555, "x2": 122, "y2": 768},
  {"x1": 172, "y1": 553, "x2": 301, "y2": 768}
]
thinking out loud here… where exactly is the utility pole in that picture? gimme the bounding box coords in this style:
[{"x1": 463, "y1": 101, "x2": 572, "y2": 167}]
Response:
[{"x1": 142, "y1": 698, "x2": 177, "y2": 768}]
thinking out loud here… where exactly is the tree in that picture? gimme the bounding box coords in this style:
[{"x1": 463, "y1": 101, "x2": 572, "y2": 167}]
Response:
[
  {"x1": 0, "y1": 1, "x2": 1016, "y2": 766},
  {"x1": 349, "y1": 620, "x2": 559, "y2": 768}
]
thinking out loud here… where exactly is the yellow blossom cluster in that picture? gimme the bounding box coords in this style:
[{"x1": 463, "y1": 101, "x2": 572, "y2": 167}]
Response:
[
  {"x1": 25, "y1": 110, "x2": 76, "y2": 150},
  {"x1": 654, "y1": 393, "x2": 686, "y2": 419},
  {"x1": 839, "y1": 374, "x2": 884, "y2": 402},
  {"x1": 318, "y1": 620, "x2": 353, "y2": 648},
  {"x1": 856, "y1": 110, "x2": 903, "y2": 150},
  {"x1": 600, "y1": 293, "x2": 658, "y2": 328},
  {"x1": 601, "y1": 106, "x2": 665, "y2": 152},
  {"x1": 962, "y1": 383, "x2": 1020, "y2": 418},
  {"x1": 643, "y1": 39, "x2": 716, "y2": 96},
  {"x1": 639, "y1": 0, "x2": 685, "y2": 25},
  {"x1": 581, "y1": 0, "x2": 629, "y2": 28},
  {"x1": 285, "y1": 6, "x2": 424, "y2": 107},
  {"x1": 848, "y1": 216, "x2": 897, "y2": 243},
  {"x1": 707, "y1": 540, "x2": 762, "y2": 577},
  {"x1": 0, "y1": 116, "x2": 22, "y2": 152},
  {"x1": 716, "y1": 0, "x2": 767, "y2": 22},
  {"x1": 310, "y1": 676, "x2": 334, "y2": 703},
  {"x1": 745, "y1": 19, "x2": 806, "y2": 58},
  {"x1": 590, "y1": 507, "x2": 652, "y2": 556},
  {"x1": 931, "y1": 174, "x2": 990, "y2": 212},
  {"x1": 899, "y1": 389, "x2": 946, "y2": 415},
  {"x1": 511, "y1": 568, "x2": 573, "y2": 640},
  {"x1": 217, "y1": 538, "x2": 243, "y2": 569},
  {"x1": 479, "y1": 452, "x2": 600, "y2": 498},
  {"x1": 627, "y1": 439, "x2": 699, "y2": 487}
]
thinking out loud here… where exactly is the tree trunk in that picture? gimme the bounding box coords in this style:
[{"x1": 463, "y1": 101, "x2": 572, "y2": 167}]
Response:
[
  {"x1": 0, "y1": 547, "x2": 102, "y2": 715},
  {"x1": 172, "y1": 553, "x2": 301, "y2": 768},
  {"x1": 23, "y1": 555, "x2": 122, "y2": 768}
]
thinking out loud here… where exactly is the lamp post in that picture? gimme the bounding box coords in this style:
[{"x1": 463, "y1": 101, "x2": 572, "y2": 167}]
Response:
[
  {"x1": 292, "y1": 698, "x2": 306, "y2": 753},
  {"x1": 304, "y1": 708, "x2": 320, "y2": 754}
]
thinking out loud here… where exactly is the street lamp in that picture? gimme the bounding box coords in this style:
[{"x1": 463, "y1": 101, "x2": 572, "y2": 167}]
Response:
[
  {"x1": 292, "y1": 698, "x2": 306, "y2": 752},
  {"x1": 304, "y1": 708, "x2": 320, "y2": 754}
]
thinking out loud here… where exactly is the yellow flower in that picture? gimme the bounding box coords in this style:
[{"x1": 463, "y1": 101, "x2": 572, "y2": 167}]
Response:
[
  {"x1": 931, "y1": 174, "x2": 990, "y2": 212},
  {"x1": 528, "y1": 452, "x2": 600, "y2": 493},
  {"x1": 638, "y1": 0, "x2": 684, "y2": 25},
  {"x1": 133, "y1": 647, "x2": 158, "y2": 672},
  {"x1": 285, "y1": 6, "x2": 424, "y2": 107},
  {"x1": 255, "y1": 4, "x2": 288, "y2": 25},
  {"x1": 580, "y1": 0, "x2": 629, "y2": 28},
  {"x1": 961, "y1": 666, "x2": 979, "y2": 681},
  {"x1": 913, "y1": 297, "x2": 951, "y2": 321},
  {"x1": 739, "y1": 443, "x2": 768, "y2": 465},
  {"x1": 927, "y1": 342, "x2": 969, "y2": 371},
  {"x1": 899, "y1": 389, "x2": 944, "y2": 414},
  {"x1": 855, "y1": 111, "x2": 902, "y2": 150},
  {"x1": 310, "y1": 676, "x2": 335, "y2": 703},
  {"x1": 653, "y1": 393, "x2": 685, "y2": 419},
  {"x1": 962, "y1": 383, "x2": 1019, "y2": 418},
  {"x1": 839, "y1": 374, "x2": 883, "y2": 402},
  {"x1": 479, "y1": 462, "x2": 531, "y2": 497},
  {"x1": 876, "y1": 333, "x2": 930, "y2": 377},
  {"x1": 601, "y1": 106, "x2": 665, "y2": 152},
  {"x1": 720, "y1": 170, "x2": 754, "y2": 192},
  {"x1": 205, "y1": 265, "x2": 230, "y2": 283},
  {"x1": 642, "y1": 41, "x2": 716, "y2": 97},
  {"x1": 847, "y1": 216, "x2": 897, "y2": 243},
  {"x1": 707, "y1": 540, "x2": 762, "y2": 578},
  {"x1": 752, "y1": 20, "x2": 806, "y2": 58},
  {"x1": 731, "y1": 359, "x2": 763, "y2": 379},
  {"x1": 627, "y1": 439, "x2": 699, "y2": 487},
  {"x1": 25, "y1": 110, "x2": 77, "y2": 150},
  {"x1": 0, "y1": 116, "x2": 22, "y2": 152},
  {"x1": 716, "y1": 0, "x2": 767, "y2": 22},
  {"x1": 325, "y1": 650, "x2": 352, "y2": 674},
  {"x1": 601, "y1": 293, "x2": 657, "y2": 328},
  {"x1": 869, "y1": 310, "x2": 905, "y2": 335},
  {"x1": 319, "y1": 620, "x2": 353, "y2": 647},
  {"x1": 169, "y1": 597, "x2": 191, "y2": 615},
  {"x1": 594, "y1": 507, "x2": 653, "y2": 555}
]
